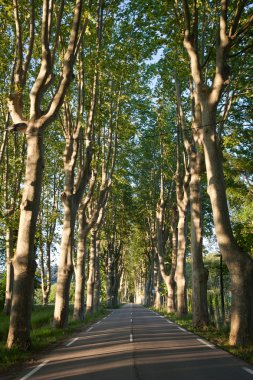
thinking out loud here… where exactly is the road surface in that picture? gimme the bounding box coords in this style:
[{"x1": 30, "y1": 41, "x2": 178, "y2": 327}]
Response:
[{"x1": 14, "y1": 304, "x2": 253, "y2": 379}]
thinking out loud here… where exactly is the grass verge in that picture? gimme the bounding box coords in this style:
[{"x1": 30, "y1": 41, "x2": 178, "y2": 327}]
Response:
[
  {"x1": 0, "y1": 305, "x2": 109, "y2": 374},
  {"x1": 150, "y1": 307, "x2": 253, "y2": 365}
]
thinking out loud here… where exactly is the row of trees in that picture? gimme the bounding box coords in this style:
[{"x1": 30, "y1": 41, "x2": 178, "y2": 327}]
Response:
[{"x1": 0, "y1": 0, "x2": 252, "y2": 350}]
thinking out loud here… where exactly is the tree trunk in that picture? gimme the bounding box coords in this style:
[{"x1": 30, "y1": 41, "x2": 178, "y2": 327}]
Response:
[
  {"x1": 3, "y1": 227, "x2": 14, "y2": 315},
  {"x1": 190, "y1": 150, "x2": 209, "y2": 327},
  {"x1": 175, "y1": 208, "x2": 188, "y2": 316},
  {"x1": 220, "y1": 254, "x2": 225, "y2": 325},
  {"x1": 7, "y1": 132, "x2": 44, "y2": 349},
  {"x1": 73, "y1": 213, "x2": 87, "y2": 320},
  {"x1": 93, "y1": 238, "x2": 101, "y2": 311},
  {"x1": 145, "y1": 254, "x2": 153, "y2": 307},
  {"x1": 86, "y1": 228, "x2": 96, "y2": 314},
  {"x1": 106, "y1": 246, "x2": 113, "y2": 308},
  {"x1": 43, "y1": 242, "x2": 52, "y2": 305},
  {"x1": 40, "y1": 240, "x2": 52, "y2": 306},
  {"x1": 202, "y1": 108, "x2": 253, "y2": 345},
  {"x1": 154, "y1": 255, "x2": 162, "y2": 309},
  {"x1": 53, "y1": 198, "x2": 76, "y2": 327},
  {"x1": 167, "y1": 209, "x2": 177, "y2": 313}
]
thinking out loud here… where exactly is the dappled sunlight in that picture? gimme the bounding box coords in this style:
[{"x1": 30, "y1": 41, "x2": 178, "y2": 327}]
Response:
[{"x1": 18, "y1": 305, "x2": 250, "y2": 380}]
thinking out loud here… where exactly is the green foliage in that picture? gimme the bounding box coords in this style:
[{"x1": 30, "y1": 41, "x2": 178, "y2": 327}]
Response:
[{"x1": 34, "y1": 282, "x2": 76, "y2": 305}]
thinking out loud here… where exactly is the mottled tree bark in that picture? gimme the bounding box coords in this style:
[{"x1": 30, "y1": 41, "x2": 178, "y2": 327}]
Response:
[
  {"x1": 53, "y1": 196, "x2": 76, "y2": 327},
  {"x1": 86, "y1": 228, "x2": 96, "y2": 314},
  {"x1": 73, "y1": 211, "x2": 87, "y2": 320},
  {"x1": 3, "y1": 227, "x2": 14, "y2": 315},
  {"x1": 7, "y1": 0, "x2": 84, "y2": 347},
  {"x1": 182, "y1": 0, "x2": 253, "y2": 344},
  {"x1": 154, "y1": 255, "x2": 162, "y2": 309},
  {"x1": 93, "y1": 238, "x2": 101, "y2": 311},
  {"x1": 7, "y1": 132, "x2": 44, "y2": 349},
  {"x1": 190, "y1": 150, "x2": 209, "y2": 327}
]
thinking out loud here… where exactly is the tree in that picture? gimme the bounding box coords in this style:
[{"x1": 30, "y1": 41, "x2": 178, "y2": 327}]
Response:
[
  {"x1": 7, "y1": 0, "x2": 84, "y2": 349},
  {"x1": 181, "y1": 0, "x2": 253, "y2": 345}
]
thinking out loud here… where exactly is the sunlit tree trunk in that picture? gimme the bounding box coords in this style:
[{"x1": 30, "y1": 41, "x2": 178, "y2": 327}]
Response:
[
  {"x1": 106, "y1": 243, "x2": 113, "y2": 308},
  {"x1": 182, "y1": 0, "x2": 253, "y2": 344},
  {"x1": 190, "y1": 149, "x2": 209, "y2": 327},
  {"x1": 174, "y1": 139, "x2": 189, "y2": 316},
  {"x1": 6, "y1": 0, "x2": 84, "y2": 349},
  {"x1": 154, "y1": 255, "x2": 162, "y2": 309},
  {"x1": 86, "y1": 228, "x2": 96, "y2": 314},
  {"x1": 167, "y1": 206, "x2": 178, "y2": 313},
  {"x1": 3, "y1": 227, "x2": 14, "y2": 315},
  {"x1": 7, "y1": 132, "x2": 44, "y2": 349},
  {"x1": 73, "y1": 211, "x2": 87, "y2": 320}
]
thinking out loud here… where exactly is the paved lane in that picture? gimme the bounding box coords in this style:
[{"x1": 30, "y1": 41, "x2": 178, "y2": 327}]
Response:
[{"x1": 16, "y1": 304, "x2": 253, "y2": 380}]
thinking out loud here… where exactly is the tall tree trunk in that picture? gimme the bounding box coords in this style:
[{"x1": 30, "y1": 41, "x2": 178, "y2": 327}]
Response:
[
  {"x1": 182, "y1": 0, "x2": 253, "y2": 345},
  {"x1": 86, "y1": 228, "x2": 96, "y2": 314},
  {"x1": 3, "y1": 227, "x2": 14, "y2": 315},
  {"x1": 190, "y1": 150, "x2": 209, "y2": 327},
  {"x1": 6, "y1": 0, "x2": 83, "y2": 349},
  {"x1": 145, "y1": 252, "x2": 154, "y2": 307},
  {"x1": 43, "y1": 242, "x2": 52, "y2": 305},
  {"x1": 73, "y1": 212, "x2": 87, "y2": 320},
  {"x1": 53, "y1": 197, "x2": 76, "y2": 327},
  {"x1": 154, "y1": 255, "x2": 162, "y2": 309},
  {"x1": 220, "y1": 254, "x2": 225, "y2": 325},
  {"x1": 40, "y1": 241, "x2": 52, "y2": 306},
  {"x1": 202, "y1": 107, "x2": 253, "y2": 344},
  {"x1": 7, "y1": 132, "x2": 44, "y2": 349},
  {"x1": 175, "y1": 207, "x2": 188, "y2": 315},
  {"x1": 93, "y1": 238, "x2": 101, "y2": 311},
  {"x1": 106, "y1": 245, "x2": 113, "y2": 308},
  {"x1": 167, "y1": 206, "x2": 177, "y2": 313}
]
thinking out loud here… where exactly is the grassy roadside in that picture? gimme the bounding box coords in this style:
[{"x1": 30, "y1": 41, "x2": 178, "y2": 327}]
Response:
[
  {"x1": 0, "y1": 305, "x2": 109, "y2": 374},
  {"x1": 150, "y1": 307, "x2": 253, "y2": 365}
]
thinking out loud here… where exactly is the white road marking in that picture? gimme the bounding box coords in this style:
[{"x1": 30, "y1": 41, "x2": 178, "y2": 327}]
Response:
[
  {"x1": 243, "y1": 367, "x2": 253, "y2": 375},
  {"x1": 96, "y1": 321, "x2": 101, "y2": 324},
  {"x1": 167, "y1": 320, "x2": 173, "y2": 324},
  {"x1": 65, "y1": 337, "x2": 79, "y2": 347},
  {"x1": 19, "y1": 360, "x2": 50, "y2": 380},
  {"x1": 197, "y1": 338, "x2": 215, "y2": 349},
  {"x1": 87, "y1": 327, "x2": 93, "y2": 332},
  {"x1": 130, "y1": 333, "x2": 133, "y2": 342},
  {"x1": 178, "y1": 327, "x2": 186, "y2": 332},
  {"x1": 131, "y1": 318, "x2": 133, "y2": 323}
]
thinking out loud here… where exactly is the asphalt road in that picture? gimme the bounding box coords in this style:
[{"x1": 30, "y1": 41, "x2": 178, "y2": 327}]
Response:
[{"x1": 14, "y1": 304, "x2": 253, "y2": 380}]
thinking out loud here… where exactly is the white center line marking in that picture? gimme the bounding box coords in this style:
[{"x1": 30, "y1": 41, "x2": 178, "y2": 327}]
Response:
[
  {"x1": 96, "y1": 321, "x2": 101, "y2": 324},
  {"x1": 87, "y1": 327, "x2": 93, "y2": 332},
  {"x1": 131, "y1": 318, "x2": 133, "y2": 323},
  {"x1": 19, "y1": 360, "x2": 50, "y2": 380},
  {"x1": 197, "y1": 338, "x2": 215, "y2": 349},
  {"x1": 243, "y1": 367, "x2": 253, "y2": 375},
  {"x1": 65, "y1": 337, "x2": 79, "y2": 347},
  {"x1": 130, "y1": 333, "x2": 133, "y2": 342}
]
